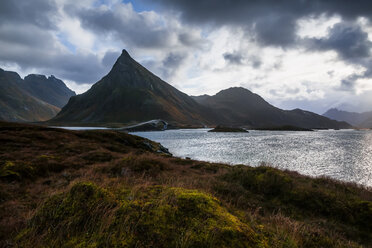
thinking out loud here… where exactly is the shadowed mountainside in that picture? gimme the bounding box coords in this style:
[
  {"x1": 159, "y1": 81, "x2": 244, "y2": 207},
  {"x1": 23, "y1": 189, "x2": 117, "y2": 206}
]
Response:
[
  {"x1": 51, "y1": 50, "x2": 350, "y2": 129},
  {"x1": 51, "y1": 50, "x2": 213, "y2": 126},
  {"x1": 323, "y1": 108, "x2": 372, "y2": 128},
  {"x1": 0, "y1": 122, "x2": 371, "y2": 247},
  {"x1": 193, "y1": 87, "x2": 351, "y2": 129},
  {"x1": 0, "y1": 69, "x2": 60, "y2": 122},
  {"x1": 0, "y1": 68, "x2": 75, "y2": 122},
  {"x1": 21, "y1": 74, "x2": 76, "y2": 108}
]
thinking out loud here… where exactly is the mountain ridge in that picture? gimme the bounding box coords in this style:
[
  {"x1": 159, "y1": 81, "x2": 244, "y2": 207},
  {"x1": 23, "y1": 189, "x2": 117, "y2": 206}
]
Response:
[
  {"x1": 51, "y1": 50, "x2": 350, "y2": 129},
  {"x1": 193, "y1": 87, "x2": 351, "y2": 129},
  {"x1": 323, "y1": 108, "x2": 372, "y2": 127},
  {"x1": 0, "y1": 68, "x2": 75, "y2": 122}
]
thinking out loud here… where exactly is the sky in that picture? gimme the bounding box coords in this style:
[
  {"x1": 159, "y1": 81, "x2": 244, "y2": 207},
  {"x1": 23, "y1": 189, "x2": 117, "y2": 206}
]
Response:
[{"x1": 1, "y1": 0, "x2": 372, "y2": 114}]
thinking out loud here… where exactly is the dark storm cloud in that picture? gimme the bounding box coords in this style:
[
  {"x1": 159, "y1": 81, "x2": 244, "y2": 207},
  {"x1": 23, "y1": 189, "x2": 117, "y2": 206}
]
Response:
[
  {"x1": 76, "y1": 7, "x2": 172, "y2": 48},
  {"x1": 304, "y1": 22, "x2": 372, "y2": 91},
  {"x1": 149, "y1": 0, "x2": 372, "y2": 47},
  {"x1": 254, "y1": 14, "x2": 298, "y2": 47},
  {"x1": 0, "y1": 0, "x2": 119, "y2": 85},
  {"x1": 306, "y1": 22, "x2": 372, "y2": 62},
  {"x1": 0, "y1": 0, "x2": 58, "y2": 29},
  {"x1": 0, "y1": 21, "x2": 113, "y2": 85}
]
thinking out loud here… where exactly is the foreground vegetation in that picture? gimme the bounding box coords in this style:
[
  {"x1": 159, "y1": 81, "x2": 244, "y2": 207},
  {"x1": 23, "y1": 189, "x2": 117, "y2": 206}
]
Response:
[{"x1": 0, "y1": 122, "x2": 371, "y2": 247}]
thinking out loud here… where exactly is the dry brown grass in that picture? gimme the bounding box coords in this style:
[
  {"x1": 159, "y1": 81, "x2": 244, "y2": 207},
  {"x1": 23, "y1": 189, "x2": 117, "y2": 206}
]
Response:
[{"x1": 0, "y1": 122, "x2": 371, "y2": 247}]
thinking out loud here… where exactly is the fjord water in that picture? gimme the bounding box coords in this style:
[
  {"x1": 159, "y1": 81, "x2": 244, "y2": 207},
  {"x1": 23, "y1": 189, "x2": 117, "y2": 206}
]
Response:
[{"x1": 133, "y1": 129, "x2": 372, "y2": 187}]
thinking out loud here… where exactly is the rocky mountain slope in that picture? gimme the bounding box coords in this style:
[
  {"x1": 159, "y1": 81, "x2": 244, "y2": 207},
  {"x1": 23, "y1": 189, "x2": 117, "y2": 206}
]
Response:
[{"x1": 51, "y1": 50, "x2": 212, "y2": 125}]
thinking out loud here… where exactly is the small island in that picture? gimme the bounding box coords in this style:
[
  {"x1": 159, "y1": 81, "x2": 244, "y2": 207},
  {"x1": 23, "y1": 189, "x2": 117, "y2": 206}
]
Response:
[
  {"x1": 208, "y1": 125, "x2": 248, "y2": 132},
  {"x1": 255, "y1": 125, "x2": 313, "y2": 131}
]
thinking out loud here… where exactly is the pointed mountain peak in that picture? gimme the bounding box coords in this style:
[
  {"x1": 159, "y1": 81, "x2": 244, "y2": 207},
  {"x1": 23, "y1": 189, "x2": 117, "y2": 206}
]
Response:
[
  {"x1": 110, "y1": 49, "x2": 137, "y2": 72},
  {"x1": 115, "y1": 49, "x2": 133, "y2": 63},
  {"x1": 120, "y1": 49, "x2": 131, "y2": 58}
]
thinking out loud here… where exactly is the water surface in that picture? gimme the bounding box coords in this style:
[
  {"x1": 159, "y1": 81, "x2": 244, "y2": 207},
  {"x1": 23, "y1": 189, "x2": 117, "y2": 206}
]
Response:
[{"x1": 132, "y1": 129, "x2": 372, "y2": 187}]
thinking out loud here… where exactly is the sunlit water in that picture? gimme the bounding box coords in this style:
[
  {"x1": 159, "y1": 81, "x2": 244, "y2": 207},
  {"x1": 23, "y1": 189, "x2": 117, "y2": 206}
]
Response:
[{"x1": 132, "y1": 129, "x2": 372, "y2": 187}]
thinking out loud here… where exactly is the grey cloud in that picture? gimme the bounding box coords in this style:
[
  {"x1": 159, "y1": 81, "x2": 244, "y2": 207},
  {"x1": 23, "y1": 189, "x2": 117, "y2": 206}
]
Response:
[
  {"x1": 178, "y1": 33, "x2": 211, "y2": 50},
  {"x1": 327, "y1": 71, "x2": 334, "y2": 77},
  {"x1": 102, "y1": 50, "x2": 121, "y2": 68},
  {"x1": 0, "y1": 0, "x2": 121, "y2": 85},
  {"x1": 306, "y1": 22, "x2": 372, "y2": 62},
  {"x1": 66, "y1": 3, "x2": 208, "y2": 51},
  {"x1": 163, "y1": 52, "x2": 185, "y2": 68},
  {"x1": 140, "y1": 52, "x2": 187, "y2": 80},
  {"x1": 148, "y1": 0, "x2": 372, "y2": 48},
  {"x1": 285, "y1": 88, "x2": 300, "y2": 94},
  {"x1": 339, "y1": 78, "x2": 355, "y2": 92},
  {"x1": 254, "y1": 14, "x2": 298, "y2": 47},
  {"x1": 304, "y1": 22, "x2": 372, "y2": 91},
  {"x1": 75, "y1": 6, "x2": 172, "y2": 48},
  {"x1": 223, "y1": 52, "x2": 262, "y2": 68},
  {"x1": 150, "y1": 0, "x2": 372, "y2": 24},
  {"x1": 0, "y1": 0, "x2": 58, "y2": 29},
  {"x1": 223, "y1": 52, "x2": 244, "y2": 65},
  {"x1": 0, "y1": 21, "x2": 112, "y2": 84},
  {"x1": 162, "y1": 52, "x2": 187, "y2": 78}
]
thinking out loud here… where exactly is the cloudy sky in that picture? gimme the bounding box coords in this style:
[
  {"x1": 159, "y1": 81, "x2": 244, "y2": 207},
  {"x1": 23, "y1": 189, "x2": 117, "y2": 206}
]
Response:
[{"x1": 1, "y1": 0, "x2": 372, "y2": 114}]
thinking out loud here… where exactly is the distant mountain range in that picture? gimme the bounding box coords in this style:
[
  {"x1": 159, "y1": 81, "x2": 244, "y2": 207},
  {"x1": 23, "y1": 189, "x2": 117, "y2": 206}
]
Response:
[
  {"x1": 50, "y1": 50, "x2": 350, "y2": 129},
  {"x1": 0, "y1": 68, "x2": 75, "y2": 122},
  {"x1": 192, "y1": 87, "x2": 350, "y2": 129},
  {"x1": 323, "y1": 108, "x2": 372, "y2": 128}
]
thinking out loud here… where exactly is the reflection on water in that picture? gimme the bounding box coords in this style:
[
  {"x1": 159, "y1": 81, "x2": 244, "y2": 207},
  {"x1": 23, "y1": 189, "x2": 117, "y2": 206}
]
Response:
[{"x1": 133, "y1": 129, "x2": 372, "y2": 187}]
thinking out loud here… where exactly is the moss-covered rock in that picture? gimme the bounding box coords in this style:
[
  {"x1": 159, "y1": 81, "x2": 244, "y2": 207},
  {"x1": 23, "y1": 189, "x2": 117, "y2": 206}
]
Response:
[{"x1": 17, "y1": 183, "x2": 267, "y2": 248}]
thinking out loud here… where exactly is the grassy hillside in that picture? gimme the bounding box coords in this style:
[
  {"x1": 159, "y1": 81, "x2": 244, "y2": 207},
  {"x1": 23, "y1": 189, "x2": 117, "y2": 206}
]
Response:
[{"x1": 0, "y1": 122, "x2": 371, "y2": 247}]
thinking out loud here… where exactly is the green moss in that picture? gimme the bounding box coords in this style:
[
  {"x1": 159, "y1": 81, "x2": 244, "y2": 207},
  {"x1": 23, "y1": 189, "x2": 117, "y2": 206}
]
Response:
[
  {"x1": 221, "y1": 166, "x2": 293, "y2": 197},
  {"x1": 17, "y1": 182, "x2": 117, "y2": 247},
  {"x1": 17, "y1": 183, "x2": 267, "y2": 248},
  {"x1": 0, "y1": 160, "x2": 34, "y2": 181}
]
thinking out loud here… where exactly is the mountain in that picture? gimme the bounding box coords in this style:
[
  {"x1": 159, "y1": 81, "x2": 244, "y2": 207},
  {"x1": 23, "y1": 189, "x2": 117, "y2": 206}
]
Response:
[
  {"x1": 323, "y1": 108, "x2": 372, "y2": 127},
  {"x1": 51, "y1": 50, "x2": 212, "y2": 125},
  {"x1": 0, "y1": 69, "x2": 60, "y2": 122},
  {"x1": 193, "y1": 87, "x2": 351, "y2": 129},
  {"x1": 51, "y1": 50, "x2": 350, "y2": 129},
  {"x1": 21, "y1": 74, "x2": 75, "y2": 108},
  {"x1": 360, "y1": 116, "x2": 372, "y2": 128}
]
